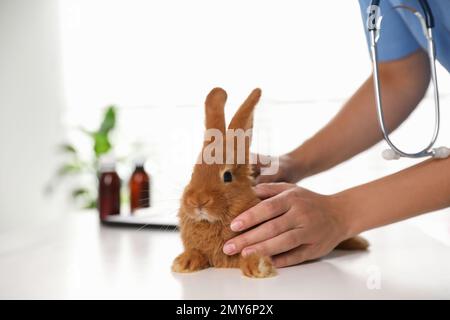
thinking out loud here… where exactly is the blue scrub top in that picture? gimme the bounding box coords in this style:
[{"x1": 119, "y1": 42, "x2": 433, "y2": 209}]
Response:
[{"x1": 359, "y1": 0, "x2": 450, "y2": 72}]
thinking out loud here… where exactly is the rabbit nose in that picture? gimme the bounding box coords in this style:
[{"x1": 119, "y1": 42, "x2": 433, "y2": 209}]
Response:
[
  {"x1": 197, "y1": 198, "x2": 211, "y2": 209},
  {"x1": 186, "y1": 197, "x2": 211, "y2": 209}
]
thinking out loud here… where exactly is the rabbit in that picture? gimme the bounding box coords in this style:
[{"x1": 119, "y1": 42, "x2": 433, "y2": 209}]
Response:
[{"x1": 171, "y1": 87, "x2": 368, "y2": 278}]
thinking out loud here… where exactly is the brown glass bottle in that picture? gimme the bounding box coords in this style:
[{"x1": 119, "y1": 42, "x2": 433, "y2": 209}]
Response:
[
  {"x1": 98, "y1": 157, "x2": 121, "y2": 221},
  {"x1": 129, "y1": 159, "x2": 150, "y2": 213}
]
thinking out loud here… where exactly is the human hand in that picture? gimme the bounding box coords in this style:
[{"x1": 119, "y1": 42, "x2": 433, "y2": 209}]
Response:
[
  {"x1": 252, "y1": 154, "x2": 305, "y2": 184},
  {"x1": 222, "y1": 183, "x2": 350, "y2": 267}
]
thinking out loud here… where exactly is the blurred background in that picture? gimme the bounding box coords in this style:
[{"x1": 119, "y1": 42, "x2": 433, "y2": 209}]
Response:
[{"x1": 1, "y1": 0, "x2": 449, "y2": 234}]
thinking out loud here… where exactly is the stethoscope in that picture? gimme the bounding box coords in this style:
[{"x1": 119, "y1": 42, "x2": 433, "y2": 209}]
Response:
[{"x1": 367, "y1": 0, "x2": 450, "y2": 160}]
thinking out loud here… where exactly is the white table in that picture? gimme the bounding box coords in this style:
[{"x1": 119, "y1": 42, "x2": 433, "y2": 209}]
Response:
[{"x1": 1, "y1": 210, "x2": 449, "y2": 299}]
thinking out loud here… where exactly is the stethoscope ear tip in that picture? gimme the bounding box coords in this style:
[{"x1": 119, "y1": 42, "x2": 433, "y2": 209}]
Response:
[
  {"x1": 432, "y1": 147, "x2": 450, "y2": 159},
  {"x1": 382, "y1": 149, "x2": 400, "y2": 160}
]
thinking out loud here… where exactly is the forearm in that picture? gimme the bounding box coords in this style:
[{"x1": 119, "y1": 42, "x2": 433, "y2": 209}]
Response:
[
  {"x1": 333, "y1": 157, "x2": 450, "y2": 237},
  {"x1": 289, "y1": 50, "x2": 430, "y2": 180}
]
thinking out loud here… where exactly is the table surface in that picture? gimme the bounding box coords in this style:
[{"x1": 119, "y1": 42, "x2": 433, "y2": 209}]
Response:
[{"x1": 1, "y1": 210, "x2": 450, "y2": 299}]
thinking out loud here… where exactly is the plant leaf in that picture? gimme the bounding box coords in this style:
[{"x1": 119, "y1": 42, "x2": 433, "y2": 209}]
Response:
[
  {"x1": 99, "y1": 106, "x2": 116, "y2": 134},
  {"x1": 83, "y1": 199, "x2": 98, "y2": 209},
  {"x1": 57, "y1": 163, "x2": 82, "y2": 176},
  {"x1": 72, "y1": 188, "x2": 90, "y2": 198},
  {"x1": 93, "y1": 132, "x2": 111, "y2": 157},
  {"x1": 59, "y1": 143, "x2": 77, "y2": 154}
]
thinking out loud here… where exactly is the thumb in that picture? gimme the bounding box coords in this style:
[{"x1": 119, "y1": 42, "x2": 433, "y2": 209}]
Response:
[{"x1": 255, "y1": 173, "x2": 279, "y2": 184}]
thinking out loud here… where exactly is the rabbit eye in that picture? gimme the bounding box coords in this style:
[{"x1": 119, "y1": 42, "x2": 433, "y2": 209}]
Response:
[{"x1": 223, "y1": 171, "x2": 232, "y2": 183}]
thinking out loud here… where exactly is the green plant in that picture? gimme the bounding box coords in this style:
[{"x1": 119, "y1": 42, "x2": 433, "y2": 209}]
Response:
[{"x1": 46, "y1": 105, "x2": 118, "y2": 209}]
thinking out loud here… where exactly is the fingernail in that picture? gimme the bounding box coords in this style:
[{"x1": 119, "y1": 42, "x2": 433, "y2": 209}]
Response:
[
  {"x1": 223, "y1": 243, "x2": 236, "y2": 255},
  {"x1": 230, "y1": 220, "x2": 243, "y2": 231},
  {"x1": 242, "y1": 248, "x2": 256, "y2": 257}
]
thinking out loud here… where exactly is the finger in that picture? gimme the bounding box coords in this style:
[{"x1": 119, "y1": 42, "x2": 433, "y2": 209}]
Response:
[
  {"x1": 253, "y1": 182, "x2": 296, "y2": 199},
  {"x1": 253, "y1": 154, "x2": 279, "y2": 183},
  {"x1": 250, "y1": 153, "x2": 269, "y2": 172},
  {"x1": 272, "y1": 245, "x2": 314, "y2": 267},
  {"x1": 255, "y1": 173, "x2": 280, "y2": 184},
  {"x1": 241, "y1": 228, "x2": 306, "y2": 257},
  {"x1": 254, "y1": 154, "x2": 272, "y2": 169},
  {"x1": 230, "y1": 191, "x2": 290, "y2": 232},
  {"x1": 250, "y1": 153, "x2": 261, "y2": 179},
  {"x1": 223, "y1": 215, "x2": 293, "y2": 255}
]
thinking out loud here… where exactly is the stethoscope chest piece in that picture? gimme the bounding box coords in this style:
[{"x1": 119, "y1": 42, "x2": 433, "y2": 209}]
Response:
[{"x1": 382, "y1": 146, "x2": 450, "y2": 160}]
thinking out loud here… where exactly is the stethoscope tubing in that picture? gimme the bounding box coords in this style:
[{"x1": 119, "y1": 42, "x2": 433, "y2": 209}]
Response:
[{"x1": 368, "y1": 0, "x2": 442, "y2": 159}]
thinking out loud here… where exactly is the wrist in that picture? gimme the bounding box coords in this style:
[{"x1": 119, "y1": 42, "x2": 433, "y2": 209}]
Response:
[
  {"x1": 326, "y1": 191, "x2": 360, "y2": 239},
  {"x1": 282, "y1": 150, "x2": 311, "y2": 182},
  {"x1": 285, "y1": 139, "x2": 322, "y2": 181}
]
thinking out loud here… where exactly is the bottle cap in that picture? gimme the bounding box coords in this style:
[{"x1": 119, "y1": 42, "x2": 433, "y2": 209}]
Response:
[
  {"x1": 99, "y1": 154, "x2": 116, "y2": 172},
  {"x1": 133, "y1": 156, "x2": 146, "y2": 168}
]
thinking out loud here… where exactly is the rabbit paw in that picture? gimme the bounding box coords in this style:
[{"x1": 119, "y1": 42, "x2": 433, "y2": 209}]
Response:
[
  {"x1": 172, "y1": 250, "x2": 210, "y2": 273},
  {"x1": 240, "y1": 254, "x2": 277, "y2": 278},
  {"x1": 335, "y1": 235, "x2": 369, "y2": 250}
]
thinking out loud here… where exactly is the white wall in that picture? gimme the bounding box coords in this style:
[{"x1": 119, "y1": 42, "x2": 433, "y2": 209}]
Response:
[
  {"x1": 0, "y1": 0, "x2": 65, "y2": 232},
  {"x1": 59, "y1": 0, "x2": 372, "y2": 112},
  {"x1": 58, "y1": 0, "x2": 450, "y2": 206},
  {"x1": 58, "y1": 0, "x2": 374, "y2": 204},
  {"x1": 1, "y1": 0, "x2": 449, "y2": 232}
]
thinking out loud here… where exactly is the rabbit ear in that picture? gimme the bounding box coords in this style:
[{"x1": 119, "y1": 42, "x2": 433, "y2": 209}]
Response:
[
  {"x1": 205, "y1": 87, "x2": 227, "y2": 134},
  {"x1": 227, "y1": 88, "x2": 261, "y2": 131},
  {"x1": 226, "y1": 88, "x2": 261, "y2": 165}
]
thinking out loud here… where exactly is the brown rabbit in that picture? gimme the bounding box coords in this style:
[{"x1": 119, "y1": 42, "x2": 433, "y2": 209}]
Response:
[{"x1": 172, "y1": 87, "x2": 368, "y2": 278}]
